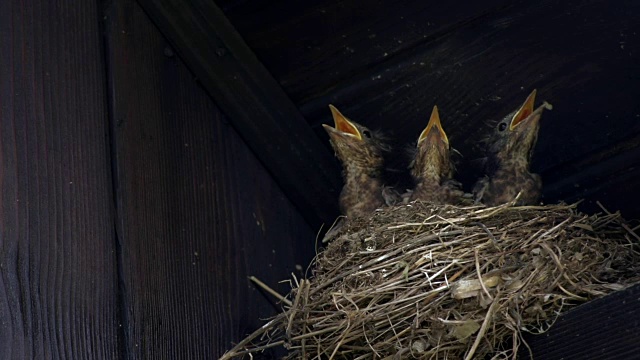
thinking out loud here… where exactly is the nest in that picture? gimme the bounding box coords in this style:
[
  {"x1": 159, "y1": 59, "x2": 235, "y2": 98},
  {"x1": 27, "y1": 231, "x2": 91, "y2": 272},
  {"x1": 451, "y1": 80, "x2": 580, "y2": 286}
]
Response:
[{"x1": 222, "y1": 201, "x2": 640, "y2": 359}]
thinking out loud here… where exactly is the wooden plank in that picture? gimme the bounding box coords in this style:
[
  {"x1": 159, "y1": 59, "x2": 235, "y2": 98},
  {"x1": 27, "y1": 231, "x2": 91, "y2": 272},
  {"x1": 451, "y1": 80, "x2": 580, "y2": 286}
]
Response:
[
  {"x1": 104, "y1": 1, "x2": 317, "y2": 357},
  {"x1": 219, "y1": 0, "x2": 512, "y2": 103},
  {"x1": 0, "y1": 0, "x2": 120, "y2": 358},
  {"x1": 542, "y1": 133, "x2": 640, "y2": 219},
  {"x1": 136, "y1": 0, "x2": 341, "y2": 227},
  {"x1": 520, "y1": 283, "x2": 640, "y2": 359}
]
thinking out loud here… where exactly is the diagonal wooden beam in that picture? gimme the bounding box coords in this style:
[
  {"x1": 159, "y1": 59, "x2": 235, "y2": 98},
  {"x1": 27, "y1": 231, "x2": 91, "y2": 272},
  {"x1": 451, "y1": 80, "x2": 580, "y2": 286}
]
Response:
[
  {"x1": 521, "y1": 283, "x2": 640, "y2": 359},
  {"x1": 136, "y1": 0, "x2": 341, "y2": 227}
]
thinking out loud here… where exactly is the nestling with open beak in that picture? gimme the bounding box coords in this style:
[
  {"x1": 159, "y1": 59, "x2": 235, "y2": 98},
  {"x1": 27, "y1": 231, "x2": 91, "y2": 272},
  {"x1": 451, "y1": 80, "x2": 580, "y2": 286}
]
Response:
[
  {"x1": 408, "y1": 106, "x2": 464, "y2": 204},
  {"x1": 323, "y1": 105, "x2": 387, "y2": 218},
  {"x1": 473, "y1": 89, "x2": 553, "y2": 206}
]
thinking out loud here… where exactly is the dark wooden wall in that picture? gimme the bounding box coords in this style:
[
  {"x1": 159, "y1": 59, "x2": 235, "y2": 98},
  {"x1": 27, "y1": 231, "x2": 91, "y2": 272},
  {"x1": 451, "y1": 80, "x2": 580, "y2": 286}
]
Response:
[
  {"x1": 3, "y1": 0, "x2": 639, "y2": 358},
  {"x1": 0, "y1": 0, "x2": 120, "y2": 358},
  {"x1": 104, "y1": 0, "x2": 317, "y2": 357},
  {"x1": 1, "y1": 0, "x2": 317, "y2": 358},
  {"x1": 520, "y1": 283, "x2": 640, "y2": 360}
]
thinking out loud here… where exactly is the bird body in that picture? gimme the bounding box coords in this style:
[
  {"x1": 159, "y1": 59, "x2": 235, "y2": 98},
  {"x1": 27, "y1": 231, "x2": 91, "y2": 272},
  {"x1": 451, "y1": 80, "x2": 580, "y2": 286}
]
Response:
[
  {"x1": 474, "y1": 166, "x2": 541, "y2": 206},
  {"x1": 323, "y1": 105, "x2": 387, "y2": 218},
  {"x1": 409, "y1": 106, "x2": 464, "y2": 204},
  {"x1": 474, "y1": 90, "x2": 552, "y2": 206},
  {"x1": 339, "y1": 167, "x2": 385, "y2": 218}
]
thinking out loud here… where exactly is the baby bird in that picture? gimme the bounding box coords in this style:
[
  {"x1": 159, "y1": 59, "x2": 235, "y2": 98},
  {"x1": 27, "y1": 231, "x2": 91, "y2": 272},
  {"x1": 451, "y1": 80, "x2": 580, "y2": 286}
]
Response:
[
  {"x1": 323, "y1": 105, "x2": 387, "y2": 218},
  {"x1": 473, "y1": 89, "x2": 553, "y2": 206},
  {"x1": 409, "y1": 106, "x2": 464, "y2": 203}
]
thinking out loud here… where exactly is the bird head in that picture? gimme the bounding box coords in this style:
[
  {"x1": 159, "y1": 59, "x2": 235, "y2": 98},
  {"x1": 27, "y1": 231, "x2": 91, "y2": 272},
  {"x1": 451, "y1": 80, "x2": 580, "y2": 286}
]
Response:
[
  {"x1": 322, "y1": 105, "x2": 385, "y2": 175},
  {"x1": 410, "y1": 106, "x2": 453, "y2": 183},
  {"x1": 486, "y1": 89, "x2": 552, "y2": 171}
]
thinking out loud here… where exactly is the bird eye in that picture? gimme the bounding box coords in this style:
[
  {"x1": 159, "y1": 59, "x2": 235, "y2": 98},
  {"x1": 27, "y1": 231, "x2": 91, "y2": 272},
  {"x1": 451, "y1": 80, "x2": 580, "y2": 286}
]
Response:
[
  {"x1": 498, "y1": 122, "x2": 507, "y2": 132},
  {"x1": 362, "y1": 130, "x2": 372, "y2": 138}
]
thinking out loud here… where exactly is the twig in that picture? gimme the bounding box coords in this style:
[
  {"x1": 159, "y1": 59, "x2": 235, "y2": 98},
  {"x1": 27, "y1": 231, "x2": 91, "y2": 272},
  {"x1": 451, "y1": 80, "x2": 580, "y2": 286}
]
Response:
[
  {"x1": 250, "y1": 276, "x2": 293, "y2": 307},
  {"x1": 471, "y1": 222, "x2": 501, "y2": 250},
  {"x1": 329, "y1": 321, "x2": 353, "y2": 360},
  {"x1": 222, "y1": 340, "x2": 286, "y2": 358},
  {"x1": 219, "y1": 314, "x2": 287, "y2": 360},
  {"x1": 464, "y1": 293, "x2": 501, "y2": 360},
  {"x1": 621, "y1": 222, "x2": 640, "y2": 242},
  {"x1": 475, "y1": 249, "x2": 493, "y2": 301},
  {"x1": 287, "y1": 279, "x2": 306, "y2": 338},
  {"x1": 596, "y1": 201, "x2": 613, "y2": 215}
]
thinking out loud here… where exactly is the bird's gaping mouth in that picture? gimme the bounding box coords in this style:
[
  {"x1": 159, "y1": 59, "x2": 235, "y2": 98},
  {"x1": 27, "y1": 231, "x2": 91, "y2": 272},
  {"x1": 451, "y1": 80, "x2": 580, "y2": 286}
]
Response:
[
  {"x1": 510, "y1": 89, "x2": 554, "y2": 132},
  {"x1": 510, "y1": 89, "x2": 537, "y2": 130},
  {"x1": 323, "y1": 104, "x2": 363, "y2": 140},
  {"x1": 418, "y1": 105, "x2": 449, "y2": 147}
]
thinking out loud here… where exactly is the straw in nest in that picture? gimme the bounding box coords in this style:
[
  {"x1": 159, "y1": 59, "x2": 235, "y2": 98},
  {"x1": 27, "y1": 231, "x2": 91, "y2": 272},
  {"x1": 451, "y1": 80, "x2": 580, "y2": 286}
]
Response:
[{"x1": 222, "y1": 200, "x2": 640, "y2": 359}]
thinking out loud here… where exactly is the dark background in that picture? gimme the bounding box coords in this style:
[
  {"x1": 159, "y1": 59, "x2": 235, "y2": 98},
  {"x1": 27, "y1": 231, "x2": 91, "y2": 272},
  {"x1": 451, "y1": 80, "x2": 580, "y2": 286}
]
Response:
[
  {"x1": 218, "y1": 0, "x2": 640, "y2": 219},
  {"x1": 1, "y1": 0, "x2": 639, "y2": 358}
]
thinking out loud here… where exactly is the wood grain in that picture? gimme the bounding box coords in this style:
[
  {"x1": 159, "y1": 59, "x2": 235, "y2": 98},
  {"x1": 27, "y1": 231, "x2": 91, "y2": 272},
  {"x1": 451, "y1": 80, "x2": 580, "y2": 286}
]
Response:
[
  {"x1": 0, "y1": 0, "x2": 120, "y2": 358},
  {"x1": 220, "y1": 0, "x2": 512, "y2": 103},
  {"x1": 520, "y1": 283, "x2": 640, "y2": 360},
  {"x1": 136, "y1": 0, "x2": 342, "y2": 228},
  {"x1": 104, "y1": 1, "x2": 317, "y2": 357}
]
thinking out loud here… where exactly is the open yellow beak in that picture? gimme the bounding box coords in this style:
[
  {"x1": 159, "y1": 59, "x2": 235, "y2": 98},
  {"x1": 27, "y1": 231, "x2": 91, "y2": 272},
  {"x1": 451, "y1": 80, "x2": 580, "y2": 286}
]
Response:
[
  {"x1": 418, "y1": 105, "x2": 449, "y2": 147},
  {"x1": 510, "y1": 89, "x2": 537, "y2": 130},
  {"x1": 322, "y1": 104, "x2": 362, "y2": 140}
]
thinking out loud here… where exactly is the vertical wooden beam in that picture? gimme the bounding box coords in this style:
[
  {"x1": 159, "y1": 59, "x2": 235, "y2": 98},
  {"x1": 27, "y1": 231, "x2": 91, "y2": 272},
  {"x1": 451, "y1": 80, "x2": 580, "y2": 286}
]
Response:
[
  {"x1": 104, "y1": 1, "x2": 317, "y2": 357},
  {"x1": 136, "y1": 0, "x2": 342, "y2": 228},
  {"x1": 0, "y1": 0, "x2": 120, "y2": 358}
]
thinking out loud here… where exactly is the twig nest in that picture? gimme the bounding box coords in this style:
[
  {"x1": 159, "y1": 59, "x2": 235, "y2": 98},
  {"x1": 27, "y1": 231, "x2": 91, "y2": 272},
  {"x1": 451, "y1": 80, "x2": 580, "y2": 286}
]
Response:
[{"x1": 223, "y1": 202, "x2": 640, "y2": 359}]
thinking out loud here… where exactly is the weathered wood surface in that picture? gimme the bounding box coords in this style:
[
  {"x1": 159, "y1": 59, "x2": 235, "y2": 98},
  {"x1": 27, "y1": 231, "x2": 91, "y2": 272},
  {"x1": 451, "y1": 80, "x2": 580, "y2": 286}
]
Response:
[
  {"x1": 0, "y1": 0, "x2": 120, "y2": 358},
  {"x1": 520, "y1": 283, "x2": 640, "y2": 359},
  {"x1": 222, "y1": 0, "x2": 640, "y2": 219},
  {"x1": 1, "y1": 0, "x2": 639, "y2": 358},
  {"x1": 136, "y1": 0, "x2": 342, "y2": 228},
  {"x1": 219, "y1": 0, "x2": 512, "y2": 104},
  {"x1": 104, "y1": 1, "x2": 317, "y2": 357}
]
